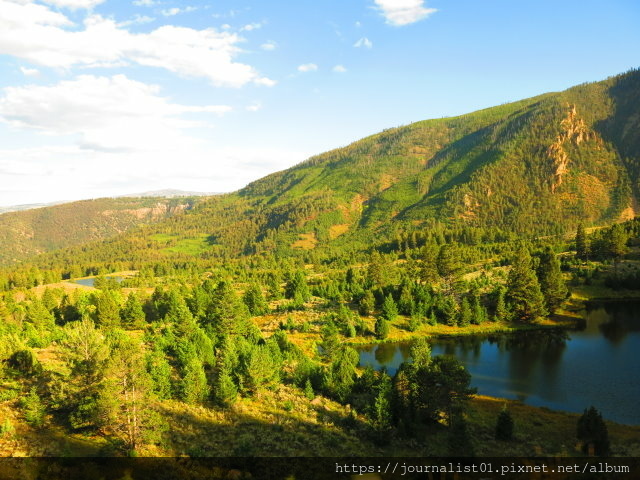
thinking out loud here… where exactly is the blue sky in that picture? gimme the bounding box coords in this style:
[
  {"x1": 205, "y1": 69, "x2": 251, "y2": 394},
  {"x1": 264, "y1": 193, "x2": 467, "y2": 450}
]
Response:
[{"x1": 0, "y1": 0, "x2": 638, "y2": 206}]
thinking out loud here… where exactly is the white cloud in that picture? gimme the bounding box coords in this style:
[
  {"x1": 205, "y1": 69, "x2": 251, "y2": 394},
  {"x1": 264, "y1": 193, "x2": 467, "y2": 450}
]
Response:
[
  {"x1": 332, "y1": 64, "x2": 347, "y2": 73},
  {"x1": 260, "y1": 41, "x2": 276, "y2": 51},
  {"x1": 19, "y1": 66, "x2": 39, "y2": 76},
  {"x1": 373, "y1": 0, "x2": 437, "y2": 26},
  {"x1": 245, "y1": 102, "x2": 261, "y2": 112},
  {"x1": 254, "y1": 77, "x2": 276, "y2": 87},
  {"x1": 353, "y1": 37, "x2": 373, "y2": 48},
  {"x1": 133, "y1": 0, "x2": 155, "y2": 6},
  {"x1": 160, "y1": 6, "x2": 196, "y2": 17},
  {"x1": 0, "y1": 75, "x2": 231, "y2": 151},
  {"x1": 117, "y1": 14, "x2": 154, "y2": 27},
  {"x1": 0, "y1": 2, "x2": 274, "y2": 88},
  {"x1": 297, "y1": 63, "x2": 318, "y2": 73},
  {"x1": 240, "y1": 22, "x2": 261, "y2": 32},
  {"x1": 43, "y1": 0, "x2": 105, "y2": 9}
]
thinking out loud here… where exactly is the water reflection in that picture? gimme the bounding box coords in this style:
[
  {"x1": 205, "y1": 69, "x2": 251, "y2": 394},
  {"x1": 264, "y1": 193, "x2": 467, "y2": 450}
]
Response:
[{"x1": 356, "y1": 301, "x2": 640, "y2": 425}]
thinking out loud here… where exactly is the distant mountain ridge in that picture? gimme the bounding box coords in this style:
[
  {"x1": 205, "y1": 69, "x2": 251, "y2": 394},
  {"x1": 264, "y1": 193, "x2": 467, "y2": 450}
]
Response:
[
  {"x1": 117, "y1": 189, "x2": 218, "y2": 198},
  {"x1": 0, "y1": 190, "x2": 216, "y2": 214},
  {"x1": 0, "y1": 196, "x2": 206, "y2": 266},
  {"x1": 3, "y1": 69, "x2": 640, "y2": 268}
]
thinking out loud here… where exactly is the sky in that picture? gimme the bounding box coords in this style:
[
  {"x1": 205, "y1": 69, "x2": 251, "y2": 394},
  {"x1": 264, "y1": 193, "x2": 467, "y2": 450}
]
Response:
[{"x1": 0, "y1": 0, "x2": 639, "y2": 207}]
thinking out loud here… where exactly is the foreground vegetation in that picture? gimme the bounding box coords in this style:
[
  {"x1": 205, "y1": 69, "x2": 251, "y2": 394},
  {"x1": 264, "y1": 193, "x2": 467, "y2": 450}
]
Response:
[{"x1": 0, "y1": 217, "x2": 638, "y2": 457}]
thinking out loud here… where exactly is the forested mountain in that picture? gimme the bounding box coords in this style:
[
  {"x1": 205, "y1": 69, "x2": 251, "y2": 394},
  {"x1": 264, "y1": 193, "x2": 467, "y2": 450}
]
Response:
[
  {"x1": 0, "y1": 197, "x2": 204, "y2": 266},
  {"x1": 3, "y1": 69, "x2": 640, "y2": 271},
  {"x1": 2, "y1": 70, "x2": 640, "y2": 460}
]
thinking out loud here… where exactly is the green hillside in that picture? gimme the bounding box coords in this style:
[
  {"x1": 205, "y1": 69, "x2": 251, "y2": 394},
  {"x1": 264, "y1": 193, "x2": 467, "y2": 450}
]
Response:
[
  {"x1": 0, "y1": 196, "x2": 203, "y2": 266},
  {"x1": 3, "y1": 69, "x2": 640, "y2": 272}
]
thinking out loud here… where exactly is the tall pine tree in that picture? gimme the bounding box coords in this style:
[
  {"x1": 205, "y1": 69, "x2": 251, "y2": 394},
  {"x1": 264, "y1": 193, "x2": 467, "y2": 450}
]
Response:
[
  {"x1": 536, "y1": 247, "x2": 568, "y2": 313},
  {"x1": 506, "y1": 247, "x2": 547, "y2": 322}
]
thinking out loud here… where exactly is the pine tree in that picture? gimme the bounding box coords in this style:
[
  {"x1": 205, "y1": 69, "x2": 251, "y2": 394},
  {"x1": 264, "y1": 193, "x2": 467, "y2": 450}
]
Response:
[
  {"x1": 381, "y1": 294, "x2": 398, "y2": 322},
  {"x1": 320, "y1": 322, "x2": 340, "y2": 360},
  {"x1": 493, "y1": 287, "x2": 508, "y2": 322},
  {"x1": 375, "y1": 316, "x2": 390, "y2": 339},
  {"x1": 121, "y1": 292, "x2": 146, "y2": 329},
  {"x1": 577, "y1": 406, "x2": 610, "y2": 456},
  {"x1": 437, "y1": 244, "x2": 462, "y2": 292},
  {"x1": 458, "y1": 298, "x2": 472, "y2": 327},
  {"x1": 284, "y1": 271, "x2": 310, "y2": 302},
  {"x1": 358, "y1": 290, "x2": 375, "y2": 316},
  {"x1": 410, "y1": 338, "x2": 431, "y2": 369},
  {"x1": 330, "y1": 346, "x2": 359, "y2": 402},
  {"x1": 205, "y1": 281, "x2": 251, "y2": 336},
  {"x1": 180, "y1": 357, "x2": 209, "y2": 404},
  {"x1": 398, "y1": 285, "x2": 414, "y2": 315},
  {"x1": 367, "y1": 251, "x2": 384, "y2": 287},
  {"x1": 420, "y1": 242, "x2": 440, "y2": 284},
  {"x1": 97, "y1": 334, "x2": 162, "y2": 452},
  {"x1": 243, "y1": 343, "x2": 281, "y2": 394},
  {"x1": 62, "y1": 318, "x2": 109, "y2": 430},
  {"x1": 536, "y1": 247, "x2": 568, "y2": 313},
  {"x1": 266, "y1": 273, "x2": 282, "y2": 300},
  {"x1": 243, "y1": 283, "x2": 268, "y2": 316},
  {"x1": 20, "y1": 387, "x2": 46, "y2": 427},
  {"x1": 370, "y1": 373, "x2": 393, "y2": 444},
  {"x1": 495, "y1": 405, "x2": 514, "y2": 440},
  {"x1": 146, "y1": 349, "x2": 172, "y2": 400},
  {"x1": 304, "y1": 378, "x2": 315, "y2": 400},
  {"x1": 506, "y1": 247, "x2": 547, "y2": 322},
  {"x1": 213, "y1": 336, "x2": 238, "y2": 407},
  {"x1": 576, "y1": 223, "x2": 588, "y2": 260},
  {"x1": 164, "y1": 290, "x2": 197, "y2": 337},
  {"x1": 95, "y1": 290, "x2": 122, "y2": 329}
]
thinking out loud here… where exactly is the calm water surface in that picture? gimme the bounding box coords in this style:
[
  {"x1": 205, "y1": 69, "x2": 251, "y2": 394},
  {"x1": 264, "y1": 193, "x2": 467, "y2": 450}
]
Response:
[
  {"x1": 357, "y1": 301, "x2": 640, "y2": 425},
  {"x1": 74, "y1": 276, "x2": 123, "y2": 287}
]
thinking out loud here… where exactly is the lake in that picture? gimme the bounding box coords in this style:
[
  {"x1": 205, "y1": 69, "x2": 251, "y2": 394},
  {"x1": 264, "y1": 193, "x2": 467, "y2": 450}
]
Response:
[
  {"x1": 74, "y1": 276, "x2": 123, "y2": 287},
  {"x1": 356, "y1": 301, "x2": 640, "y2": 425}
]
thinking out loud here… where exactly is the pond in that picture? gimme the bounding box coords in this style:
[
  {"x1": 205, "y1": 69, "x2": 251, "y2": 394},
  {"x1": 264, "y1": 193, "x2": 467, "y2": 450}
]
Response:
[
  {"x1": 356, "y1": 301, "x2": 640, "y2": 425},
  {"x1": 74, "y1": 276, "x2": 123, "y2": 287}
]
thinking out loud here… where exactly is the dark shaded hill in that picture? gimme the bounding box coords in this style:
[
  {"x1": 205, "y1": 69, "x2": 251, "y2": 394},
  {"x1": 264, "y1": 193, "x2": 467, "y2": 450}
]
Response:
[{"x1": 6, "y1": 69, "x2": 640, "y2": 270}]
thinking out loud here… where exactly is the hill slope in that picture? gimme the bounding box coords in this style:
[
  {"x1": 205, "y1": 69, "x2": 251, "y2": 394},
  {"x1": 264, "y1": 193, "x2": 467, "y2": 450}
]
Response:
[
  {"x1": 6, "y1": 69, "x2": 640, "y2": 269},
  {"x1": 0, "y1": 196, "x2": 203, "y2": 266}
]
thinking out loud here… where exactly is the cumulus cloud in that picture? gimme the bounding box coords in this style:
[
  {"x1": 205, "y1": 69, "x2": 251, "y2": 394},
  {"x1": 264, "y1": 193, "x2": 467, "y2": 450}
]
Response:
[
  {"x1": 332, "y1": 64, "x2": 347, "y2": 73},
  {"x1": 297, "y1": 63, "x2": 318, "y2": 73},
  {"x1": 132, "y1": 0, "x2": 156, "y2": 6},
  {"x1": 353, "y1": 37, "x2": 372, "y2": 48},
  {"x1": 0, "y1": 75, "x2": 231, "y2": 151},
  {"x1": 0, "y1": 1, "x2": 274, "y2": 88},
  {"x1": 373, "y1": 0, "x2": 437, "y2": 26},
  {"x1": 245, "y1": 102, "x2": 262, "y2": 112}
]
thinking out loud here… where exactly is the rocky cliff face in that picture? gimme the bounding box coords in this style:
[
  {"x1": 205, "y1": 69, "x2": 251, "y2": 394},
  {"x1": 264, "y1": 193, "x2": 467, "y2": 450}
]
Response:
[{"x1": 547, "y1": 104, "x2": 597, "y2": 192}]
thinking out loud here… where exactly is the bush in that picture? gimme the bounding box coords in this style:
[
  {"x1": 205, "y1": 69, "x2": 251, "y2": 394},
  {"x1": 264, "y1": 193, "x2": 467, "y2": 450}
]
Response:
[
  {"x1": 0, "y1": 418, "x2": 15, "y2": 437},
  {"x1": 20, "y1": 388, "x2": 46, "y2": 427},
  {"x1": 495, "y1": 406, "x2": 514, "y2": 440},
  {"x1": 577, "y1": 406, "x2": 610, "y2": 456},
  {"x1": 8, "y1": 349, "x2": 41, "y2": 376},
  {"x1": 375, "y1": 317, "x2": 389, "y2": 340}
]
